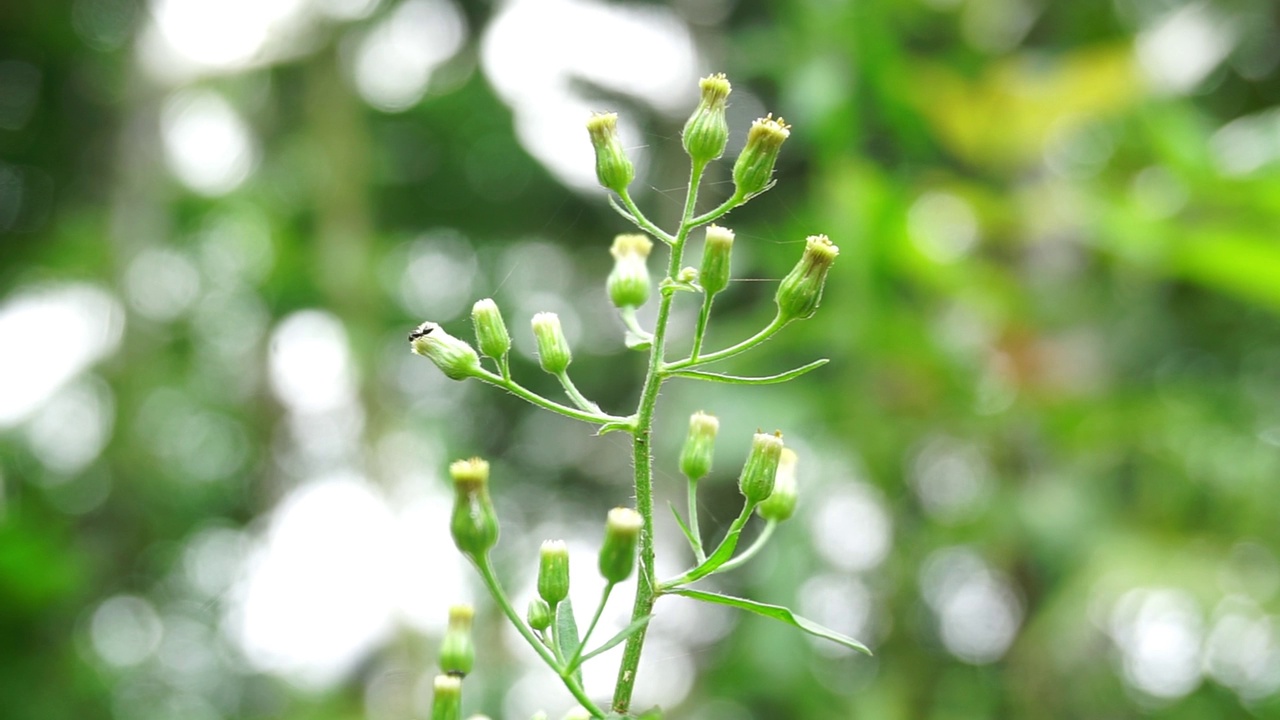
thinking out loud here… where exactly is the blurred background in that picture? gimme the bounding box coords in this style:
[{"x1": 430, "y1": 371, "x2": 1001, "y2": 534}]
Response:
[{"x1": 3, "y1": 0, "x2": 1280, "y2": 718}]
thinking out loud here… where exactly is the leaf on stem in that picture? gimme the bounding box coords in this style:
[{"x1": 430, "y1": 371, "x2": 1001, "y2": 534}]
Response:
[
  {"x1": 567, "y1": 614, "x2": 653, "y2": 671},
  {"x1": 555, "y1": 599, "x2": 583, "y2": 684},
  {"x1": 624, "y1": 330, "x2": 653, "y2": 351},
  {"x1": 595, "y1": 419, "x2": 636, "y2": 436},
  {"x1": 669, "y1": 359, "x2": 828, "y2": 385},
  {"x1": 670, "y1": 587, "x2": 871, "y2": 655}
]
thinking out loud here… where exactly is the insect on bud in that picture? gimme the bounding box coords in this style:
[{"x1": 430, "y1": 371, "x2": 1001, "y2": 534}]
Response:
[
  {"x1": 698, "y1": 225, "x2": 735, "y2": 297},
  {"x1": 738, "y1": 431, "x2": 784, "y2": 505},
  {"x1": 775, "y1": 234, "x2": 839, "y2": 322},
  {"x1": 732, "y1": 114, "x2": 790, "y2": 199},
  {"x1": 431, "y1": 675, "x2": 462, "y2": 720},
  {"x1": 586, "y1": 112, "x2": 635, "y2": 194},
  {"x1": 410, "y1": 322, "x2": 482, "y2": 380},
  {"x1": 527, "y1": 598, "x2": 553, "y2": 632},
  {"x1": 757, "y1": 448, "x2": 799, "y2": 522},
  {"x1": 471, "y1": 298, "x2": 511, "y2": 361},
  {"x1": 531, "y1": 312, "x2": 572, "y2": 375},
  {"x1": 440, "y1": 604, "x2": 475, "y2": 677},
  {"x1": 607, "y1": 234, "x2": 653, "y2": 309},
  {"x1": 598, "y1": 507, "x2": 642, "y2": 584},
  {"x1": 537, "y1": 540, "x2": 571, "y2": 608},
  {"x1": 682, "y1": 73, "x2": 732, "y2": 164},
  {"x1": 449, "y1": 458, "x2": 499, "y2": 558},
  {"x1": 679, "y1": 411, "x2": 719, "y2": 482}
]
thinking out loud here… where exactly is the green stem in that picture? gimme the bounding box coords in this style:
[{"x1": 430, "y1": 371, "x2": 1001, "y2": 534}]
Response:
[
  {"x1": 689, "y1": 293, "x2": 715, "y2": 362},
  {"x1": 615, "y1": 190, "x2": 677, "y2": 245},
  {"x1": 687, "y1": 191, "x2": 745, "y2": 227},
  {"x1": 619, "y1": 306, "x2": 653, "y2": 341},
  {"x1": 472, "y1": 367, "x2": 626, "y2": 426},
  {"x1": 612, "y1": 159, "x2": 708, "y2": 714},
  {"x1": 659, "y1": 501, "x2": 756, "y2": 589},
  {"x1": 715, "y1": 519, "x2": 777, "y2": 573},
  {"x1": 568, "y1": 583, "x2": 614, "y2": 669},
  {"x1": 473, "y1": 555, "x2": 605, "y2": 717},
  {"x1": 687, "y1": 479, "x2": 706, "y2": 563},
  {"x1": 556, "y1": 371, "x2": 601, "y2": 413},
  {"x1": 664, "y1": 313, "x2": 788, "y2": 372}
]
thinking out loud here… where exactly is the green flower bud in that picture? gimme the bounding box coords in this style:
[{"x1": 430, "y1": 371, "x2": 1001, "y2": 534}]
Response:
[
  {"x1": 431, "y1": 675, "x2": 462, "y2": 720},
  {"x1": 682, "y1": 73, "x2": 731, "y2": 164},
  {"x1": 738, "y1": 431, "x2": 784, "y2": 505},
  {"x1": 586, "y1": 112, "x2": 634, "y2": 194},
  {"x1": 531, "y1": 312, "x2": 572, "y2": 375},
  {"x1": 440, "y1": 604, "x2": 475, "y2": 677},
  {"x1": 410, "y1": 322, "x2": 481, "y2": 380},
  {"x1": 732, "y1": 114, "x2": 790, "y2": 199},
  {"x1": 607, "y1": 234, "x2": 653, "y2": 309},
  {"x1": 698, "y1": 225, "x2": 734, "y2": 297},
  {"x1": 527, "y1": 598, "x2": 553, "y2": 631},
  {"x1": 757, "y1": 448, "x2": 798, "y2": 522},
  {"x1": 598, "y1": 507, "x2": 642, "y2": 584},
  {"x1": 537, "y1": 540, "x2": 571, "y2": 608},
  {"x1": 471, "y1": 298, "x2": 510, "y2": 361},
  {"x1": 679, "y1": 411, "x2": 719, "y2": 482},
  {"x1": 775, "y1": 234, "x2": 839, "y2": 321},
  {"x1": 449, "y1": 458, "x2": 499, "y2": 558}
]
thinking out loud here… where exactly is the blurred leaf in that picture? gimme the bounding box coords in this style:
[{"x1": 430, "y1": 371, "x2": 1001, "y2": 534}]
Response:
[{"x1": 669, "y1": 588, "x2": 871, "y2": 655}]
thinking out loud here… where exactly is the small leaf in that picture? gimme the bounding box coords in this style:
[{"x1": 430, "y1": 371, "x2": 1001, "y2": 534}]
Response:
[
  {"x1": 670, "y1": 588, "x2": 871, "y2": 655},
  {"x1": 568, "y1": 614, "x2": 653, "y2": 670},
  {"x1": 555, "y1": 599, "x2": 583, "y2": 683},
  {"x1": 670, "y1": 359, "x2": 828, "y2": 385},
  {"x1": 596, "y1": 418, "x2": 636, "y2": 436},
  {"x1": 667, "y1": 502, "x2": 701, "y2": 555}
]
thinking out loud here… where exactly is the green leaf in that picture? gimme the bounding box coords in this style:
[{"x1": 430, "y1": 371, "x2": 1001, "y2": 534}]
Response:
[
  {"x1": 667, "y1": 502, "x2": 701, "y2": 555},
  {"x1": 568, "y1": 614, "x2": 653, "y2": 670},
  {"x1": 669, "y1": 359, "x2": 828, "y2": 385},
  {"x1": 596, "y1": 418, "x2": 636, "y2": 436},
  {"x1": 555, "y1": 599, "x2": 583, "y2": 684},
  {"x1": 669, "y1": 588, "x2": 871, "y2": 655}
]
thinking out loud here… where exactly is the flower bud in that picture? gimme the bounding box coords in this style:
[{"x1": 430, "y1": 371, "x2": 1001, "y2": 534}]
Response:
[
  {"x1": 598, "y1": 507, "x2": 642, "y2": 584},
  {"x1": 537, "y1": 540, "x2": 571, "y2": 608},
  {"x1": 586, "y1": 112, "x2": 634, "y2": 194},
  {"x1": 607, "y1": 234, "x2": 653, "y2": 309},
  {"x1": 679, "y1": 411, "x2": 719, "y2": 482},
  {"x1": 471, "y1": 298, "x2": 511, "y2": 361},
  {"x1": 738, "y1": 431, "x2": 784, "y2": 505},
  {"x1": 698, "y1": 225, "x2": 734, "y2": 297},
  {"x1": 562, "y1": 708, "x2": 591, "y2": 720},
  {"x1": 682, "y1": 73, "x2": 731, "y2": 164},
  {"x1": 527, "y1": 598, "x2": 553, "y2": 631},
  {"x1": 775, "y1": 234, "x2": 839, "y2": 321},
  {"x1": 531, "y1": 312, "x2": 572, "y2": 374},
  {"x1": 757, "y1": 448, "x2": 798, "y2": 522},
  {"x1": 440, "y1": 604, "x2": 475, "y2": 677},
  {"x1": 732, "y1": 114, "x2": 790, "y2": 198},
  {"x1": 410, "y1": 322, "x2": 481, "y2": 380},
  {"x1": 449, "y1": 458, "x2": 499, "y2": 558},
  {"x1": 431, "y1": 675, "x2": 462, "y2": 720}
]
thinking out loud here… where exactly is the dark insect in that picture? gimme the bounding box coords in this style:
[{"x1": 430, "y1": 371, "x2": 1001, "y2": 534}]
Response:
[{"x1": 408, "y1": 322, "x2": 437, "y2": 342}]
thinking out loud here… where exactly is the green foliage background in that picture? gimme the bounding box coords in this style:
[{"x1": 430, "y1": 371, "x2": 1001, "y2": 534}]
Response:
[{"x1": 2, "y1": 0, "x2": 1279, "y2": 718}]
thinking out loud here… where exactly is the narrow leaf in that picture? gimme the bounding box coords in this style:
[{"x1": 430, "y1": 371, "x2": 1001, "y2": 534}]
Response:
[
  {"x1": 667, "y1": 502, "x2": 701, "y2": 555},
  {"x1": 669, "y1": 359, "x2": 828, "y2": 385},
  {"x1": 568, "y1": 614, "x2": 653, "y2": 670},
  {"x1": 554, "y1": 599, "x2": 583, "y2": 683},
  {"x1": 670, "y1": 588, "x2": 871, "y2": 655}
]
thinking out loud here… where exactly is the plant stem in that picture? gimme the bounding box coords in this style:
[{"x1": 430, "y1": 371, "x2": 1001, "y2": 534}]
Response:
[
  {"x1": 472, "y1": 367, "x2": 626, "y2": 426},
  {"x1": 664, "y1": 313, "x2": 788, "y2": 372},
  {"x1": 473, "y1": 555, "x2": 605, "y2": 717},
  {"x1": 659, "y1": 501, "x2": 756, "y2": 589},
  {"x1": 615, "y1": 190, "x2": 677, "y2": 245},
  {"x1": 556, "y1": 371, "x2": 601, "y2": 413},
  {"x1": 689, "y1": 293, "x2": 714, "y2": 362},
  {"x1": 567, "y1": 583, "x2": 614, "y2": 670},
  {"x1": 612, "y1": 160, "x2": 708, "y2": 714},
  {"x1": 714, "y1": 519, "x2": 777, "y2": 573},
  {"x1": 686, "y1": 478, "x2": 706, "y2": 563}
]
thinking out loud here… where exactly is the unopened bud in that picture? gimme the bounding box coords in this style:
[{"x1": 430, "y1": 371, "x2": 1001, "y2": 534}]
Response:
[
  {"x1": 537, "y1": 540, "x2": 571, "y2": 608},
  {"x1": 431, "y1": 675, "x2": 462, "y2": 720},
  {"x1": 527, "y1": 598, "x2": 553, "y2": 631},
  {"x1": 738, "y1": 431, "x2": 784, "y2": 505},
  {"x1": 757, "y1": 448, "x2": 798, "y2": 522},
  {"x1": 471, "y1": 298, "x2": 511, "y2": 361},
  {"x1": 775, "y1": 234, "x2": 839, "y2": 321},
  {"x1": 440, "y1": 604, "x2": 475, "y2": 677},
  {"x1": 531, "y1": 312, "x2": 572, "y2": 374},
  {"x1": 586, "y1": 112, "x2": 634, "y2": 194},
  {"x1": 698, "y1": 225, "x2": 735, "y2": 297},
  {"x1": 732, "y1": 114, "x2": 790, "y2": 198},
  {"x1": 598, "y1": 507, "x2": 642, "y2": 584},
  {"x1": 449, "y1": 458, "x2": 499, "y2": 558},
  {"x1": 410, "y1": 322, "x2": 481, "y2": 380},
  {"x1": 682, "y1": 73, "x2": 731, "y2": 164},
  {"x1": 607, "y1": 234, "x2": 653, "y2": 309},
  {"x1": 679, "y1": 411, "x2": 719, "y2": 481}
]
